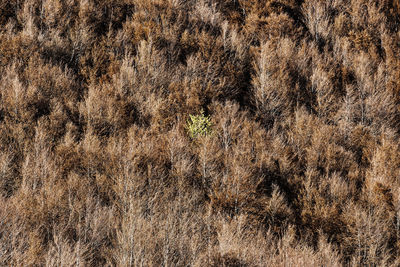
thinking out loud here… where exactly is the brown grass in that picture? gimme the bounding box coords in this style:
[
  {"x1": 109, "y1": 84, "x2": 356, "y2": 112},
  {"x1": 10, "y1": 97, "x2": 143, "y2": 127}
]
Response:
[{"x1": 1, "y1": 0, "x2": 400, "y2": 265}]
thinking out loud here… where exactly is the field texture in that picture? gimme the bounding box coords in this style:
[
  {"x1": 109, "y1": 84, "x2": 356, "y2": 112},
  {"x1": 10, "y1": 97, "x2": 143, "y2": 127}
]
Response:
[{"x1": 1, "y1": 0, "x2": 400, "y2": 266}]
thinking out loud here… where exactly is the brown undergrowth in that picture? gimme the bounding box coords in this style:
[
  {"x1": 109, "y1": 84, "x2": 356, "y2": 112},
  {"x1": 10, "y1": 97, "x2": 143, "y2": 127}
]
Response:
[{"x1": 1, "y1": 0, "x2": 400, "y2": 266}]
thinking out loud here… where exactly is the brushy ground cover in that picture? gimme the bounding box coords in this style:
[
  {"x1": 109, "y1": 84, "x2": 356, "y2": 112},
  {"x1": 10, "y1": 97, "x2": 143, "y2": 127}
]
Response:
[{"x1": 1, "y1": 0, "x2": 400, "y2": 266}]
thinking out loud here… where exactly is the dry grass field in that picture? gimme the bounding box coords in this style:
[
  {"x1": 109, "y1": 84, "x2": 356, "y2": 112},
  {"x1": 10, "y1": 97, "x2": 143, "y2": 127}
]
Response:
[{"x1": 1, "y1": 0, "x2": 400, "y2": 266}]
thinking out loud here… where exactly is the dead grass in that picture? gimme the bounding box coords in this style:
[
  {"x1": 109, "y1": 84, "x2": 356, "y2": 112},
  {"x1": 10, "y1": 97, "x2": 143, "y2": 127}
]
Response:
[{"x1": 1, "y1": 0, "x2": 400, "y2": 265}]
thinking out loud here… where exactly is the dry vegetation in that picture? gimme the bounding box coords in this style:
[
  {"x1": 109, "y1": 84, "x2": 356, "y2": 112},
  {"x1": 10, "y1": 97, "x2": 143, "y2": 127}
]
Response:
[{"x1": 1, "y1": 0, "x2": 400, "y2": 266}]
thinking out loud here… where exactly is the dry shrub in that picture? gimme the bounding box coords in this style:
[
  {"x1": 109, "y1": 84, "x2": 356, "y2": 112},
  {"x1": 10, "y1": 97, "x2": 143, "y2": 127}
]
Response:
[{"x1": 1, "y1": 0, "x2": 400, "y2": 266}]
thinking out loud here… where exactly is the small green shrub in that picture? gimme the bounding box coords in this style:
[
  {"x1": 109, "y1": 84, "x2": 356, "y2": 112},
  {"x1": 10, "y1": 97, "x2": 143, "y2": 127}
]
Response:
[{"x1": 186, "y1": 110, "x2": 212, "y2": 139}]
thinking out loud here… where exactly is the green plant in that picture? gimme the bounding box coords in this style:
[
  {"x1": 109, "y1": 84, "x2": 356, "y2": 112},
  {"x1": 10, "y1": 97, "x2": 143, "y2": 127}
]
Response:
[{"x1": 186, "y1": 110, "x2": 213, "y2": 139}]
